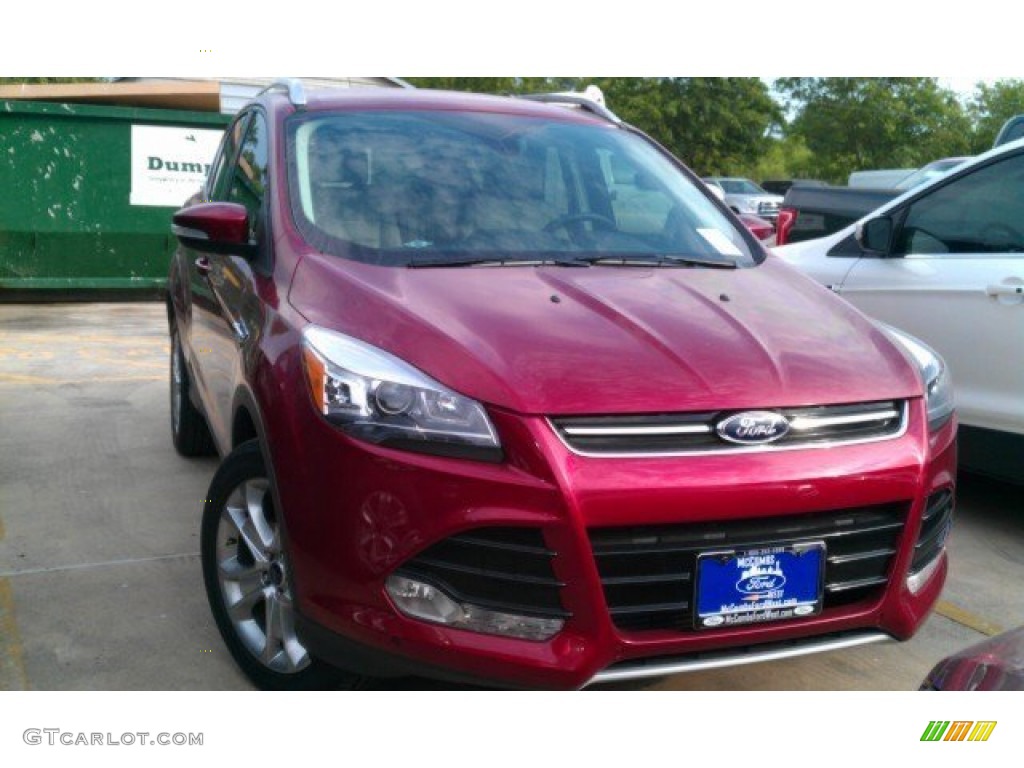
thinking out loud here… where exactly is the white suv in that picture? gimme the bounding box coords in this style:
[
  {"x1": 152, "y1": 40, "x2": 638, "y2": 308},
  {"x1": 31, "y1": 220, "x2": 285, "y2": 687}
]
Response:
[{"x1": 775, "y1": 141, "x2": 1024, "y2": 483}]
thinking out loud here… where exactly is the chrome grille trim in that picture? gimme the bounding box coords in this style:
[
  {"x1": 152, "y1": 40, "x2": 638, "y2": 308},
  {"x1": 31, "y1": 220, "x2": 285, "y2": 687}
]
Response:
[
  {"x1": 789, "y1": 409, "x2": 900, "y2": 431},
  {"x1": 550, "y1": 400, "x2": 909, "y2": 458},
  {"x1": 563, "y1": 424, "x2": 712, "y2": 437}
]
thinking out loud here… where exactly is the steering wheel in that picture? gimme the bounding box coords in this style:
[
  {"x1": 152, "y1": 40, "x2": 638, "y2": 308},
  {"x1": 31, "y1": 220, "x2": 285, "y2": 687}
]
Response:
[{"x1": 543, "y1": 213, "x2": 617, "y2": 234}]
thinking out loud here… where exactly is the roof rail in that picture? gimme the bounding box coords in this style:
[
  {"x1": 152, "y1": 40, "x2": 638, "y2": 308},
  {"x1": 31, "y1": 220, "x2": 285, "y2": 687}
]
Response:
[
  {"x1": 516, "y1": 91, "x2": 622, "y2": 126},
  {"x1": 258, "y1": 79, "x2": 307, "y2": 108}
]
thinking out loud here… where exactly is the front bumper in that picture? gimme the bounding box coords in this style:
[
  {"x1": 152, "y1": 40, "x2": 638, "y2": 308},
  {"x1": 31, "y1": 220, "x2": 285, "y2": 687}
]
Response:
[{"x1": 268, "y1": 391, "x2": 956, "y2": 690}]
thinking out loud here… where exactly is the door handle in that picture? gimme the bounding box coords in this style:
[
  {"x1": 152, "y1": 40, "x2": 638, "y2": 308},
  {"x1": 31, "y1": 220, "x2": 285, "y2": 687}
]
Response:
[
  {"x1": 195, "y1": 257, "x2": 212, "y2": 277},
  {"x1": 986, "y1": 284, "x2": 1023, "y2": 297}
]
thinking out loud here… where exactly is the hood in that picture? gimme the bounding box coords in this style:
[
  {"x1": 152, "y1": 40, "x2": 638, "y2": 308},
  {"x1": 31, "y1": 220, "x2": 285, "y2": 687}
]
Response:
[{"x1": 289, "y1": 252, "x2": 920, "y2": 415}]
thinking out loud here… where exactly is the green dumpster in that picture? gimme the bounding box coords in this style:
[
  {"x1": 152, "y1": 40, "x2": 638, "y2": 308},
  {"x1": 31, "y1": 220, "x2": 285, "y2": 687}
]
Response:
[{"x1": 0, "y1": 100, "x2": 230, "y2": 296}]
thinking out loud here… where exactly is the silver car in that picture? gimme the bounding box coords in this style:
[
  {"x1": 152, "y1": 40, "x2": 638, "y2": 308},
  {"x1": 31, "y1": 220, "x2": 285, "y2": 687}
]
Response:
[{"x1": 703, "y1": 177, "x2": 784, "y2": 222}]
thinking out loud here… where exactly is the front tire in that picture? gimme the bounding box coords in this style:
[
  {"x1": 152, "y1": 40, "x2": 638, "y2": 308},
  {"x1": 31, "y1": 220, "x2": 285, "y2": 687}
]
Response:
[{"x1": 201, "y1": 440, "x2": 359, "y2": 690}]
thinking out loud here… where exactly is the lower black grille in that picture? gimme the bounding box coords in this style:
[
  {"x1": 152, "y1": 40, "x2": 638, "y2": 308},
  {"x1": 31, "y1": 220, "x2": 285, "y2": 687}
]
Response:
[
  {"x1": 589, "y1": 502, "x2": 907, "y2": 632},
  {"x1": 912, "y1": 489, "x2": 954, "y2": 573},
  {"x1": 395, "y1": 527, "x2": 568, "y2": 619}
]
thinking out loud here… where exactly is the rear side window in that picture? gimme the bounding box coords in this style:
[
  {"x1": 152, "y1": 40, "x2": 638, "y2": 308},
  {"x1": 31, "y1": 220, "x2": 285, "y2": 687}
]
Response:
[{"x1": 286, "y1": 111, "x2": 758, "y2": 267}]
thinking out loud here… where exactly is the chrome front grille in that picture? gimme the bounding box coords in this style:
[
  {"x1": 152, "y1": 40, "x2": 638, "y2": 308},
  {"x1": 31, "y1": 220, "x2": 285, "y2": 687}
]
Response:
[{"x1": 551, "y1": 400, "x2": 907, "y2": 456}]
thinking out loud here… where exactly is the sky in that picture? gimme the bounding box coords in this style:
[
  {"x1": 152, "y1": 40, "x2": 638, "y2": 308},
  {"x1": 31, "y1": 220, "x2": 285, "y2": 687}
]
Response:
[
  {"x1": 941, "y1": 78, "x2": 1001, "y2": 101},
  {"x1": 1, "y1": 3, "x2": 1018, "y2": 83}
]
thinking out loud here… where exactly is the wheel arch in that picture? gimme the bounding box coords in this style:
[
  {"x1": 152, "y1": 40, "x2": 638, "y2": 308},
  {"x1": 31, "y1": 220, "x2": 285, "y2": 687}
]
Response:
[
  {"x1": 228, "y1": 385, "x2": 315, "y2": 614},
  {"x1": 230, "y1": 387, "x2": 276, "y2": 460},
  {"x1": 166, "y1": 252, "x2": 189, "y2": 331},
  {"x1": 231, "y1": 402, "x2": 261, "y2": 450}
]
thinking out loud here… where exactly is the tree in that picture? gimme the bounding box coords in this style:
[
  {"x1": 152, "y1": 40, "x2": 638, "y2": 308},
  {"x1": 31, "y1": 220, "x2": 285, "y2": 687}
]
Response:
[
  {"x1": 777, "y1": 78, "x2": 972, "y2": 183},
  {"x1": 969, "y1": 79, "x2": 1024, "y2": 152},
  {"x1": 403, "y1": 77, "x2": 781, "y2": 177},
  {"x1": 403, "y1": 78, "x2": 579, "y2": 95},
  {"x1": 746, "y1": 135, "x2": 816, "y2": 183},
  {"x1": 0, "y1": 77, "x2": 100, "y2": 85},
  {"x1": 593, "y1": 78, "x2": 781, "y2": 176}
]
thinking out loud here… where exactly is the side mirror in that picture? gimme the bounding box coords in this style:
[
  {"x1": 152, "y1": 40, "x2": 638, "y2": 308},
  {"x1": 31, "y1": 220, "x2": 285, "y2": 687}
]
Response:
[
  {"x1": 172, "y1": 202, "x2": 255, "y2": 257},
  {"x1": 856, "y1": 216, "x2": 894, "y2": 255}
]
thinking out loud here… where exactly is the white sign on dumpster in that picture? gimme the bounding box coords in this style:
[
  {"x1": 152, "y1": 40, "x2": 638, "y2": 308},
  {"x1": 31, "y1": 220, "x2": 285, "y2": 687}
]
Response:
[{"x1": 130, "y1": 125, "x2": 224, "y2": 207}]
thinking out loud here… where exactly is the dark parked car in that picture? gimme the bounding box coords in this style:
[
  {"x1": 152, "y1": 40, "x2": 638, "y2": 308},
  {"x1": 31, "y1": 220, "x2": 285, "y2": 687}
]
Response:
[
  {"x1": 167, "y1": 81, "x2": 957, "y2": 690},
  {"x1": 921, "y1": 626, "x2": 1024, "y2": 690},
  {"x1": 776, "y1": 158, "x2": 970, "y2": 246},
  {"x1": 761, "y1": 179, "x2": 827, "y2": 197}
]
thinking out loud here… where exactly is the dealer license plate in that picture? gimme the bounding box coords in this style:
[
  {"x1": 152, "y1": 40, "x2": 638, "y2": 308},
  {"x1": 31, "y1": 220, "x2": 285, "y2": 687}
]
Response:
[{"x1": 695, "y1": 543, "x2": 825, "y2": 629}]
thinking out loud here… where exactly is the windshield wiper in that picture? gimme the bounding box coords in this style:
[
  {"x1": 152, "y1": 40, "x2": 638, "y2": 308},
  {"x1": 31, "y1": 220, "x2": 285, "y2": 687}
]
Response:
[
  {"x1": 574, "y1": 254, "x2": 738, "y2": 269},
  {"x1": 408, "y1": 255, "x2": 591, "y2": 268},
  {"x1": 408, "y1": 253, "x2": 737, "y2": 269}
]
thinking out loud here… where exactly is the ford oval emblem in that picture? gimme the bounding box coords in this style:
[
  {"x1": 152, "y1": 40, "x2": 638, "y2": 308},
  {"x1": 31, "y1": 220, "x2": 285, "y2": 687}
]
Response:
[
  {"x1": 736, "y1": 572, "x2": 787, "y2": 594},
  {"x1": 716, "y1": 411, "x2": 790, "y2": 446}
]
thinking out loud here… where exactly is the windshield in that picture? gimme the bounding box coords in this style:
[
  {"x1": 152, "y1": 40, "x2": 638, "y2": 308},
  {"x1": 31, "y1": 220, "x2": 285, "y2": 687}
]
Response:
[
  {"x1": 894, "y1": 158, "x2": 969, "y2": 191},
  {"x1": 716, "y1": 179, "x2": 766, "y2": 195},
  {"x1": 286, "y1": 111, "x2": 759, "y2": 267}
]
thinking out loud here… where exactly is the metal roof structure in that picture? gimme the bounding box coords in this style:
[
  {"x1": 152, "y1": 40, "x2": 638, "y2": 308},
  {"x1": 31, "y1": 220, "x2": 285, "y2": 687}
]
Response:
[{"x1": 114, "y1": 77, "x2": 411, "y2": 113}]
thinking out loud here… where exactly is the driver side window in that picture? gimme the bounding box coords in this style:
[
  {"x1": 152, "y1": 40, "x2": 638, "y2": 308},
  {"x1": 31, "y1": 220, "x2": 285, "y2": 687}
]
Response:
[
  {"x1": 896, "y1": 152, "x2": 1024, "y2": 256},
  {"x1": 206, "y1": 114, "x2": 251, "y2": 202}
]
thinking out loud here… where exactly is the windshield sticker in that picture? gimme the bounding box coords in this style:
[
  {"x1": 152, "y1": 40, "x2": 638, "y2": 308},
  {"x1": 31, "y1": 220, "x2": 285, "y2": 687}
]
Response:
[{"x1": 697, "y1": 228, "x2": 744, "y2": 257}]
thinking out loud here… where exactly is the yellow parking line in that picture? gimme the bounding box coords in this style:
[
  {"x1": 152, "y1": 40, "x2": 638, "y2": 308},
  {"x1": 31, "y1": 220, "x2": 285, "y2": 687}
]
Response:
[
  {"x1": 0, "y1": 373, "x2": 165, "y2": 386},
  {"x1": 65, "y1": 375, "x2": 166, "y2": 384},
  {"x1": 0, "y1": 333, "x2": 168, "y2": 347},
  {"x1": 0, "y1": 373, "x2": 55, "y2": 385},
  {"x1": 75, "y1": 357, "x2": 166, "y2": 373},
  {"x1": 935, "y1": 600, "x2": 1004, "y2": 637},
  {"x1": 0, "y1": 579, "x2": 29, "y2": 690}
]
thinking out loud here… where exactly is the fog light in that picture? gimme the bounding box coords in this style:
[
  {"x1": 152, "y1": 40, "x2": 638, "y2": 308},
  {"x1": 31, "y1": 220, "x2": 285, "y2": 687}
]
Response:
[{"x1": 386, "y1": 575, "x2": 564, "y2": 642}]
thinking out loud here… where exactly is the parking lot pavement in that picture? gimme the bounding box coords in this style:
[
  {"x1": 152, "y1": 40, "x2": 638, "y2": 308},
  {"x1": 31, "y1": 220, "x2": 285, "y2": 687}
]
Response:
[{"x1": 1, "y1": 302, "x2": 1022, "y2": 691}]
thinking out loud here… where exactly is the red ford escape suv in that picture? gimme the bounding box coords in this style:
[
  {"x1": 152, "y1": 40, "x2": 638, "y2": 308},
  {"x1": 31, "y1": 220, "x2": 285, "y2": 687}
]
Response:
[{"x1": 167, "y1": 81, "x2": 957, "y2": 690}]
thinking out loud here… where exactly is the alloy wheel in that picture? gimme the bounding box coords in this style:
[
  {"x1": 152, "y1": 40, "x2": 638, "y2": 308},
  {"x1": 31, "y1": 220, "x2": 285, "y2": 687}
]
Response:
[{"x1": 214, "y1": 478, "x2": 311, "y2": 674}]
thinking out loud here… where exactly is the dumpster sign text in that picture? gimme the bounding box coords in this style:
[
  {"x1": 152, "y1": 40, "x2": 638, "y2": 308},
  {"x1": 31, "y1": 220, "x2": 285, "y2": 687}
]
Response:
[{"x1": 130, "y1": 125, "x2": 223, "y2": 207}]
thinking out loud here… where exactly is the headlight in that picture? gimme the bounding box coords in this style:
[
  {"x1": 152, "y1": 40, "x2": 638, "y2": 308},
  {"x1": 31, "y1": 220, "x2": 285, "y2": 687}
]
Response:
[
  {"x1": 880, "y1": 324, "x2": 955, "y2": 432},
  {"x1": 301, "y1": 326, "x2": 501, "y2": 461}
]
